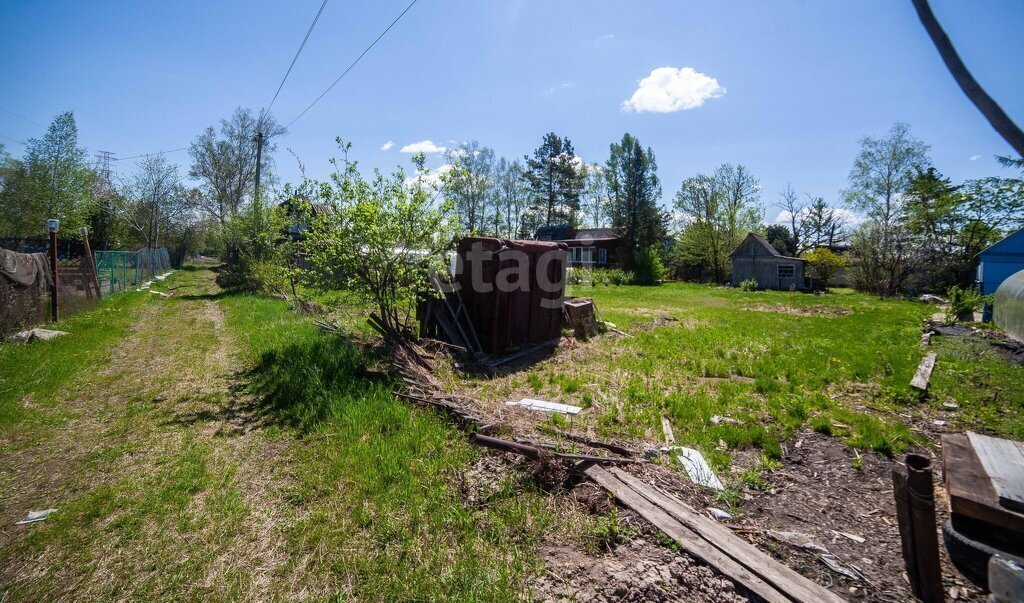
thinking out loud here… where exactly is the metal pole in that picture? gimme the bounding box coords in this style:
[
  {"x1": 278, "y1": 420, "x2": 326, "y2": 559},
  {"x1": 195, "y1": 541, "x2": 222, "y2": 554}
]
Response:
[
  {"x1": 49, "y1": 230, "x2": 58, "y2": 322},
  {"x1": 893, "y1": 454, "x2": 943, "y2": 603}
]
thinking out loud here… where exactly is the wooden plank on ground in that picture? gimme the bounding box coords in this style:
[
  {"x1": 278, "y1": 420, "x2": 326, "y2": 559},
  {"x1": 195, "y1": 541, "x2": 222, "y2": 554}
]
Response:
[
  {"x1": 910, "y1": 353, "x2": 937, "y2": 391},
  {"x1": 661, "y1": 416, "x2": 675, "y2": 445},
  {"x1": 584, "y1": 465, "x2": 792, "y2": 603},
  {"x1": 942, "y1": 434, "x2": 1024, "y2": 536},
  {"x1": 967, "y1": 431, "x2": 1024, "y2": 513},
  {"x1": 609, "y1": 467, "x2": 845, "y2": 603}
]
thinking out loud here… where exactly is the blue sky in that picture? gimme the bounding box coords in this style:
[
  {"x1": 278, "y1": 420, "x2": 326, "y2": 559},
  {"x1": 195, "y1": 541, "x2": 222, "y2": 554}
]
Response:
[{"x1": 2, "y1": 0, "x2": 1022, "y2": 222}]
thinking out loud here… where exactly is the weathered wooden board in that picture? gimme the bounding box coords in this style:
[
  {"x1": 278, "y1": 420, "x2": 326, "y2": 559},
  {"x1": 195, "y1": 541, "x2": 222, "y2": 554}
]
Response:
[
  {"x1": 910, "y1": 353, "x2": 937, "y2": 391},
  {"x1": 661, "y1": 416, "x2": 675, "y2": 445},
  {"x1": 942, "y1": 434, "x2": 1024, "y2": 536},
  {"x1": 967, "y1": 432, "x2": 1024, "y2": 513},
  {"x1": 608, "y1": 468, "x2": 845, "y2": 603},
  {"x1": 584, "y1": 465, "x2": 793, "y2": 603}
]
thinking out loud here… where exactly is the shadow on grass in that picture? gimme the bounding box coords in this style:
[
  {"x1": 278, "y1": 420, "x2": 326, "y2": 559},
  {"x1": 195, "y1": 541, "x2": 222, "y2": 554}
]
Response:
[
  {"x1": 177, "y1": 288, "x2": 246, "y2": 301},
  {"x1": 166, "y1": 333, "x2": 391, "y2": 434}
]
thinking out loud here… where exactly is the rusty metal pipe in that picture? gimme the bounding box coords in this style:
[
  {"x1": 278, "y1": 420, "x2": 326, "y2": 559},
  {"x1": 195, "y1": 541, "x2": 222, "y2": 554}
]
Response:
[
  {"x1": 469, "y1": 433, "x2": 542, "y2": 460},
  {"x1": 894, "y1": 453, "x2": 943, "y2": 603}
]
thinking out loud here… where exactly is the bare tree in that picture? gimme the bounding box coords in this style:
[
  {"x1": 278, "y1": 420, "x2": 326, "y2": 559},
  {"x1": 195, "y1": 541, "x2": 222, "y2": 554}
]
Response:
[
  {"x1": 442, "y1": 141, "x2": 495, "y2": 235},
  {"x1": 776, "y1": 184, "x2": 805, "y2": 252},
  {"x1": 188, "y1": 107, "x2": 286, "y2": 227},
  {"x1": 581, "y1": 162, "x2": 610, "y2": 227},
  {"x1": 113, "y1": 154, "x2": 188, "y2": 249},
  {"x1": 492, "y1": 158, "x2": 530, "y2": 238},
  {"x1": 715, "y1": 163, "x2": 763, "y2": 250}
]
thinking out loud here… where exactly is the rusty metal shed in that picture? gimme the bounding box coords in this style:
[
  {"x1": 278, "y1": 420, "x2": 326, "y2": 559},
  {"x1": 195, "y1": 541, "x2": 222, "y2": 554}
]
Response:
[{"x1": 453, "y1": 237, "x2": 568, "y2": 355}]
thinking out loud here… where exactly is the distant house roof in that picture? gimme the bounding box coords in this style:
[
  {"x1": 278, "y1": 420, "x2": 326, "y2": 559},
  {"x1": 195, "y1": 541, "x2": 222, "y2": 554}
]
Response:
[
  {"x1": 279, "y1": 198, "x2": 335, "y2": 217},
  {"x1": 534, "y1": 224, "x2": 573, "y2": 241},
  {"x1": 730, "y1": 232, "x2": 804, "y2": 261},
  {"x1": 574, "y1": 227, "x2": 622, "y2": 240},
  {"x1": 977, "y1": 227, "x2": 1024, "y2": 259}
]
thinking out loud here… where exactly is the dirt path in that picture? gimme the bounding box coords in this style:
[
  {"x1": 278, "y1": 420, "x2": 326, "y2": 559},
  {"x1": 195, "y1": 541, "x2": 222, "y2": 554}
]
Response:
[{"x1": 0, "y1": 268, "x2": 290, "y2": 601}]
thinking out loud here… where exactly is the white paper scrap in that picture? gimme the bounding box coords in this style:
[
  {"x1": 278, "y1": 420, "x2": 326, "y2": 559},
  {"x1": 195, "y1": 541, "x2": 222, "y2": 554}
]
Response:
[
  {"x1": 505, "y1": 398, "x2": 582, "y2": 415},
  {"x1": 677, "y1": 447, "x2": 724, "y2": 491}
]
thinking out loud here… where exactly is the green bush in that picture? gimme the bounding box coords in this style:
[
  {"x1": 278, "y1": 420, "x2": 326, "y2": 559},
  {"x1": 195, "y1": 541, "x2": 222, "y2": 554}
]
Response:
[
  {"x1": 567, "y1": 266, "x2": 634, "y2": 286},
  {"x1": 739, "y1": 278, "x2": 759, "y2": 292},
  {"x1": 945, "y1": 285, "x2": 984, "y2": 323},
  {"x1": 632, "y1": 246, "x2": 666, "y2": 286}
]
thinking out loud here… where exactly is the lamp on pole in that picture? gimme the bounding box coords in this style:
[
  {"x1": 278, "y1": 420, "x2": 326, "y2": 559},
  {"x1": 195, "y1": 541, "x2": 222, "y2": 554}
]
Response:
[{"x1": 47, "y1": 219, "x2": 59, "y2": 322}]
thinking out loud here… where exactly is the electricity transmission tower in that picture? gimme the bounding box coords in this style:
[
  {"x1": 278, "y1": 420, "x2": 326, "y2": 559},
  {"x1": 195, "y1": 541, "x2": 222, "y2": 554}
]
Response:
[{"x1": 94, "y1": 150, "x2": 116, "y2": 196}]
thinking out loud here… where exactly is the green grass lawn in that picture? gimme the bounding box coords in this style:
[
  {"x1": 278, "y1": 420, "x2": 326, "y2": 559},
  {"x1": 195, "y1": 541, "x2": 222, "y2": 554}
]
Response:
[
  {"x1": 1, "y1": 266, "x2": 560, "y2": 602},
  {"x1": 460, "y1": 282, "x2": 1024, "y2": 472}
]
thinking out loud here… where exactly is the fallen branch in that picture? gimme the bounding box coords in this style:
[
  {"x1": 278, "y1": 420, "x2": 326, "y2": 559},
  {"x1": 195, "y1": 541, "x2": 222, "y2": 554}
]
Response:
[
  {"x1": 470, "y1": 433, "x2": 642, "y2": 465},
  {"x1": 546, "y1": 429, "x2": 639, "y2": 457}
]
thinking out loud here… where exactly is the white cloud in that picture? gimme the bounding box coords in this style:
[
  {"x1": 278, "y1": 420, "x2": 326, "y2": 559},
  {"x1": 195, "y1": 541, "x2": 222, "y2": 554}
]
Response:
[
  {"x1": 405, "y1": 163, "x2": 453, "y2": 191},
  {"x1": 595, "y1": 33, "x2": 615, "y2": 44},
  {"x1": 544, "y1": 81, "x2": 575, "y2": 95},
  {"x1": 381, "y1": 140, "x2": 395, "y2": 151},
  {"x1": 771, "y1": 208, "x2": 864, "y2": 227},
  {"x1": 400, "y1": 140, "x2": 447, "y2": 154},
  {"x1": 970, "y1": 154, "x2": 982, "y2": 161},
  {"x1": 621, "y1": 66, "x2": 726, "y2": 113}
]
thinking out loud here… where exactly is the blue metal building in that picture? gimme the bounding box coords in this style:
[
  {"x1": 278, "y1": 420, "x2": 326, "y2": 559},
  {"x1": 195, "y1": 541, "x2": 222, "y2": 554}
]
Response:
[{"x1": 977, "y1": 228, "x2": 1024, "y2": 295}]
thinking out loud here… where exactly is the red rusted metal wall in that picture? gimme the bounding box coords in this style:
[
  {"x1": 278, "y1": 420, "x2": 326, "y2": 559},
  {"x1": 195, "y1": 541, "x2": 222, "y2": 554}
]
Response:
[{"x1": 455, "y1": 237, "x2": 567, "y2": 355}]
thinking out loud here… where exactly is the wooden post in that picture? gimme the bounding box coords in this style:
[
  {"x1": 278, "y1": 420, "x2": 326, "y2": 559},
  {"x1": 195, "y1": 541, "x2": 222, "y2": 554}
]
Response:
[
  {"x1": 893, "y1": 454, "x2": 943, "y2": 603},
  {"x1": 49, "y1": 230, "x2": 58, "y2": 322},
  {"x1": 79, "y1": 227, "x2": 101, "y2": 298}
]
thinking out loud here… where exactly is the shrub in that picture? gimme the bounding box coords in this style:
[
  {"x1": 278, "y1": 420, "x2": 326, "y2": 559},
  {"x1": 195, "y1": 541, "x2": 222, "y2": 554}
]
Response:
[
  {"x1": 804, "y1": 248, "x2": 846, "y2": 290},
  {"x1": 632, "y1": 246, "x2": 666, "y2": 286},
  {"x1": 739, "y1": 278, "x2": 759, "y2": 292},
  {"x1": 607, "y1": 268, "x2": 634, "y2": 285},
  {"x1": 945, "y1": 285, "x2": 984, "y2": 323},
  {"x1": 568, "y1": 266, "x2": 634, "y2": 287}
]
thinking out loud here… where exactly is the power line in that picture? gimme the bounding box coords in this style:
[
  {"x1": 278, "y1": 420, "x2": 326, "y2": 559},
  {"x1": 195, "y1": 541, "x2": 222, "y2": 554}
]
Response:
[
  {"x1": 115, "y1": 147, "x2": 189, "y2": 160},
  {"x1": 269, "y1": 0, "x2": 330, "y2": 111},
  {"x1": 286, "y1": 0, "x2": 420, "y2": 128},
  {"x1": 0, "y1": 106, "x2": 45, "y2": 129},
  {"x1": 0, "y1": 133, "x2": 26, "y2": 147}
]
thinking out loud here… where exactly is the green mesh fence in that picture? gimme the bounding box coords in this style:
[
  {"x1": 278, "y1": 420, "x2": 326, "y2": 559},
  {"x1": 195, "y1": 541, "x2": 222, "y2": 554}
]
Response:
[{"x1": 93, "y1": 248, "x2": 171, "y2": 294}]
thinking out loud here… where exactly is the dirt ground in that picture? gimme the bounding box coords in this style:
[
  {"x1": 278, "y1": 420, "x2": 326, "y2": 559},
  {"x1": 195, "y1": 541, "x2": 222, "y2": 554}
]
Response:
[{"x1": 520, "y1": 431, "x2": 985, "y2": 603}]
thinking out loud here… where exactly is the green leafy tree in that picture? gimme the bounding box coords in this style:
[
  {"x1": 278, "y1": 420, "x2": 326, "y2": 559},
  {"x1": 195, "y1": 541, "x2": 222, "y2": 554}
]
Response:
[
  {"x1": 765, "y1": 224, "x2": 795, "y2": 255},
  {"x1": 492, "y1": 158, "x2": 531, "y2": 238},
  {"x1": 904, "y1": 167, "x2": 1024, "y2": 290},
  {"x1": 302, "y1": 142, "x2": 460, "y2": 334},
  {"x1": 804, "y1": 248, "x2": 846, "y2": 291},
  {"x1": 188, "y1": 107, "x2": 285, "y2": 261},
  {"x1": 442, "y1": 141, "x2": 495, "y2": 235},
  {"x1": 632, "y1": 246, "x2": 666, "y2": 285},
  {"x1": 0, "y1": 111, "x2": 95, "y2": 236},
  {"x1": 605, "y1": 133, "x2": 665, "y2": 268},
  {"x1": 524, "y1": 132, "x2": 584, "y2": 228},
  {"x1": 844, "y1": 123, "x2": 931, "y2": 296},
  {"x1": 673, "y1": 165, "x2": 762, "y2": 282}
]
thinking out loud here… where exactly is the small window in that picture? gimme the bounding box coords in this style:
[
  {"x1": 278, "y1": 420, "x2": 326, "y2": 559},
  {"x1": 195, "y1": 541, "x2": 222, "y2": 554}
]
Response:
[
  {"x1": 598, "y1": 248, "x2": 608, "y2": 264},
  {"x1": 778, "y1": 264, "x2": 795, "y2": 278}
]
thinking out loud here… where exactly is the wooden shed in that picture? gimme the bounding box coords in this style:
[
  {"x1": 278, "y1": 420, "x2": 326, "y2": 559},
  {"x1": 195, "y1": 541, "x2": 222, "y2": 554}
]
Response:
[{"x1": 730, "y1": 233, "x2": 807, "y2": 290}]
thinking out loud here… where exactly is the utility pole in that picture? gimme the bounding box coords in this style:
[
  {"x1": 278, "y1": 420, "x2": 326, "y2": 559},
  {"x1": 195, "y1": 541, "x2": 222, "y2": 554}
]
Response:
[{"x1": 254, "y1": 131, "x2": 264, "y2": 206}]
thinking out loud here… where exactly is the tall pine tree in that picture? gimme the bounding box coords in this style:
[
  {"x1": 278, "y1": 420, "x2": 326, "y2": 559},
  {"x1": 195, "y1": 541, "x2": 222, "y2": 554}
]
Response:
[
  {"x1": 605, "y1": 133, "x2": 665, "y2": 268},
  {"x1": 524, "y1": 133, "x2": 584, "y2": 227}
]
